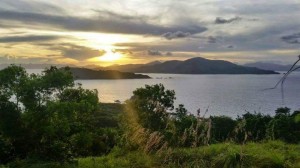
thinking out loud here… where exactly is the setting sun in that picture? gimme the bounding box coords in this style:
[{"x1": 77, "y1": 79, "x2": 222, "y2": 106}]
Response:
[{"x1": 98, "y1": 51, "x2": 123, "y2": 62}]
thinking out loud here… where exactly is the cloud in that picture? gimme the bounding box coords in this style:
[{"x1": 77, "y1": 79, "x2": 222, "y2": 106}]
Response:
[
  {"x1": 112, "y1": 49, "x2": 132, "y2": 55},
  {"x1": 0, "y1": 54, "x2": 50, "y2": 64},
  {"x1": 0, "y1": 0, "x2": 64, "y2": 14},
  {"x1": 1, "y1": 0, "x2": 300, "y2": 65},
  {"x1": 162, "y1": 31, "x2": 191, "y2": 40},
  {"x1": 227, "y1": 45, "x2": 234, "y2": 49},
  {"x1": 207, "y1": 36, "x2": 219, "y2": 44},
  {"x1": 50, "y1": 44, "x2": 106, "y2": 60},
  {"x1": 0, "y1": 35, "x2": 61, "y2": 43},
  {"x1": 148, "y1": 50, "x2": 162, "y2": 56},
  {"x1": 207, "y1": 36, "x2": 217, "y2": 44},
  {"x1": 93, "y1": 9, "x2": 154, "y2": 23},
  {"x1": 165, "y1": 52, "x2": 173, "y2": 56},
  {"x1": 281, "y1": 33, "x2": 300, "y2": 44},
  {"x1": 215, "y1": 16, "x2": 241, "y2": 24},
  {"x1": 0, "y1": 10, "x2": 207, "y2": 35}
]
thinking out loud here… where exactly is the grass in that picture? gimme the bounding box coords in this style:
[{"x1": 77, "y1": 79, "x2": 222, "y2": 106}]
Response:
[
  {"x1": 159, "y1": 141, "x2": 300, "y2": 168},
  {"x1": 82, "y1": 141, "x2": 300, "y2": 168},
  {"x1": 2, "y1": 102, "x2": 299, "y2": 168},
  {"x1": 78, "y1": 148, "x2": 155, "y2": 168},
  {"x1": 2, "y1": 141, "x2": 300, "y2": 168}
]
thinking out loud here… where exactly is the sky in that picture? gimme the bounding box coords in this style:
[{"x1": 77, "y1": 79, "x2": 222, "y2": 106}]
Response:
[{"x1": 0, "y1": 0, "x2": 299, "y2": 66}]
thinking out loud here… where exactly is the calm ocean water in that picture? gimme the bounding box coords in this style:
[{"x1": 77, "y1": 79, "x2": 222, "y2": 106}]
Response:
[{"x1": 27, "y1": 69, "x2": 300, "y2": 117}]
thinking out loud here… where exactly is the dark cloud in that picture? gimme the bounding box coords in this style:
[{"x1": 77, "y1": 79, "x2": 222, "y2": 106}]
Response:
[
  {"x1": 207, "y1": 36, "x2": 218, "y2": 44},
  {"x1": 0, "y1": 35, "x2": 61, "y2": 43},
  {"x1": 165, "y1": 52, "x2": 173, "y2": 56},
  {"x1": 162, "y1": 31, "x2": 191, "y2": 40},
  {"x1": 115, "y1": 41, "x2": 201, "y2": 53},
  {"x1": 93, "y1": 9, "x2": 154, "y2": 23},
  {"x1": 0, "y1": 0, "x2": 64, "y2": 14},
  {"x1": 148, "y1": 50, "x2": 162, "y2": 56},
  {"x1": 281, "y1": 33, "x2": 300, "y2": 44},
  {"x1": 112, "y1": 49, "x2": 132, "y2": 55},
  {"x1": 0, "y1": 10, "x2": 207, "y2": 35},
  {"x1": 61, "y1": 46, "x2": 106, "y2": 60},
  {"x1": 49, "y1": 44, "x2": 106, "y2": 60},
  {"x1": 215, "y1": 16, "x2": 241, "y2": 24}
]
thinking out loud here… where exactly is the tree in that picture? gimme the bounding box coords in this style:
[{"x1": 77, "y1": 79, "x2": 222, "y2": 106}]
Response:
[
  {"x1": 124, "y1": 84, "x2": 213, "y2": 150},
  {"x1": 129, "y1": 84, "x2": 175, "y2": 131},
  {"x1": 266, "y1": 108, "x2": 300, "y2": 143},
  {"x1": 0, "y1": 65, "x2": 101, "y2": 163},
  {"x1": 0, "y1": 65, "x2": 27, "y2": 107}
]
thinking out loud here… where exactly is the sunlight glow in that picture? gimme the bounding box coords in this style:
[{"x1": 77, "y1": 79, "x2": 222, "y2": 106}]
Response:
[{"x1": 97, "y1": 51, "x2": 123, "y2": 62}]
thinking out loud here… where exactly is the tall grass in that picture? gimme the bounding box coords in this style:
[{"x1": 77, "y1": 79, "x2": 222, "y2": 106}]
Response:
[
  {"x1": 159, "y1": 141, "x2": 300, "y2": 168},
  {"x1": 120, "y1": 101, "x2": 168, "y2": 153},
  {"x1": 2, "y1": 141, "x2": 299, "y2": 167},
  {"x1": 78, "y1": 147, "x2": 155, "y2": 168},
  {"x1": 77, "y1": 141, "x2": 300, "y2": 168}
]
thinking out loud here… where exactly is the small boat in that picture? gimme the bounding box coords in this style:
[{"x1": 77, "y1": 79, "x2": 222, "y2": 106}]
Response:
[{"x1": 114, "y1": 100, "x2": 121, "y2": 104}]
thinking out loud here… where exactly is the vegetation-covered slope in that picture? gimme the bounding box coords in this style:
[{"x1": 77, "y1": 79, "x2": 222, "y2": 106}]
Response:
[
  {"x1": 1, "y1": 66, "x2": 299, "y2": 168},
  {"x1": 69, "y1": 67, "x2": 150, "y2": 79},
  {"x1": 105, "y1": 57, "x2": 279, "y2": 74}
]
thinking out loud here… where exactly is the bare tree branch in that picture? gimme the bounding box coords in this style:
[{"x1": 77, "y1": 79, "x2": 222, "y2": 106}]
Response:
[
  {"x1": 263, "y1": 55, "x2": 300, "y2": 104},
  {"x1": 263, "y1": 56, "x2": 300, "y2": 91}
]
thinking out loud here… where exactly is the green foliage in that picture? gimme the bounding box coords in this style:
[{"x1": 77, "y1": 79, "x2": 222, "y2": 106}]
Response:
[
  {"x1": 93, "y1": 103, "x2": 123, "y2": 128},
  {"x1": 1, "y1": 72, "x2": 300, "y2": 167},
  {"x1": 170, "y1": 104, "x2": 198, "y2": 147},
  {"x1": 130, "y1": 84, "x2": 175, "y2": 131},
  {"x1": 169, "y1": 104, "x2": 212, "y2": 147},
  {"x1": 0, "y1": 65, "x2": 27, "y2": 102},
  {"x1": 159, "y1": 141, "x2": 300, "y2": 168},
  {"x1": 266, "y1": 108, "x2": 300, "y2": 143},
  {"x1": 0, "y1": 135, "x2": 13, "y2": 164},
  {"x1": 295, "y1": 113, "x2": 300, "y2": 123},
  {"x1": 2, "y1": 141, "x2": 299, "y2": 168},
  {"x1": 122, "y1": 83, "x2": 300, "y2": 155},
  {"x1": 121, "y1": 84, "x2": 176, "y2": 152},
  {"x1": 275, "y1": 107, "x2": 291, "y2": 116},
  {"x1": 210, "y1": 116, "x2": 236, "y2": 142},
  {"x1": 78, "y1": 148, "x2": 155, "y2": 168},
  {"x1": 7, "y1": 159, "x2": 77, "y2": 168},
  {"x1": 235, "y1": 112, "x2": 272, "y2": 142},
  {"x1": 0, "y1": 65, "x2": 121, "y2": 164},
  {"x1": 70, "y1": 128, "x2": 119, "y2": 157}
]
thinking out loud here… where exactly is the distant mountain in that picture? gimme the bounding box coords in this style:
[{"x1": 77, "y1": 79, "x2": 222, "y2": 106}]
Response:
[
  {"x1": 0, "y1": 64, "x2": 73, "y2": 70},
  {"x1": 103, "y1": 61, "x2": 161, "y2": 72},
  {"x1": 69, "y1": 67, "x2": 150, "y2": 79},
  {"x1": 244, "y1": 62, "x2": 297, "y2": 71},
  {"x1": 105, "y1": 57, "x2": 279, "y2": 74},
  {"x1": 146, "y1": 61, "x2": 162, "y2": 65}
]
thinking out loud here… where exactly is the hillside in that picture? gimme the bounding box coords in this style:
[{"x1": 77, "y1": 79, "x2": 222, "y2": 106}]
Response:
[
  {"x1": 0, "y1": 63, "x2": 73, "y2": 70},
  {"x1": 244, "y1": 62, "x2": 297, "y2": 71},
  {"x1": 69, "y1": 67, "x2": 150, "y2": 79},
  {"x1": 105, "y1": 57, "x2": 279, "y2": 74}
]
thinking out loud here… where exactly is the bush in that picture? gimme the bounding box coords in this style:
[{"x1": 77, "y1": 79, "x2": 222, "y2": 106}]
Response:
[
  {"x1": 267, "y1": 108, "x2": 300, "y2": 143},
  {"x1": 210, "y1": 116, "x2": 236, "y2": 143},
  {"x1": 0, "y1": 66, "x2": 119, "y2": 164}
]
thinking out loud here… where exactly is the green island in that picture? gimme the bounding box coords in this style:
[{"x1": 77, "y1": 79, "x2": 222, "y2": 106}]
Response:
[
  {"x1": 69, "y1": 67, "x2": 151, "y2": 79},
  {"x1": 0, "y1": 66, "x2": 299, "y2": 168}
]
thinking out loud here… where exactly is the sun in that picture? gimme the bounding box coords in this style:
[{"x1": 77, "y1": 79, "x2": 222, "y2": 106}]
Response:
[{"x1": 98, "y1": 50, "x2": 123, "y2": 62}]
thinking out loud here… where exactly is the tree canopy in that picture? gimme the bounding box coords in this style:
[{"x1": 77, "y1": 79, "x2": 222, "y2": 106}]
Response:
[{"x1": 0, "y1": 65, "x2": 102, "y2": 163}]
